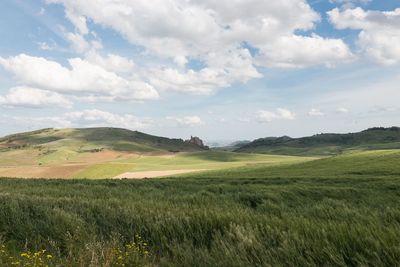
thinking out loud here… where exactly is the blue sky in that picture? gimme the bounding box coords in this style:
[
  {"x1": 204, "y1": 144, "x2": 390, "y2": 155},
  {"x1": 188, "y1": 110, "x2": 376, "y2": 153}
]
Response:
[{"x1": 0, "y1": 0, "x2": 399, "y2": 143}]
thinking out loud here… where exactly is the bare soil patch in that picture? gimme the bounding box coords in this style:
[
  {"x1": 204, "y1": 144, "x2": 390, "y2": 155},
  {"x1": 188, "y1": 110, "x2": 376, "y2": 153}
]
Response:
[
  {"x1": 77, "y1": 150, "x2": 139, "y2": 163},
  {"x1": 0, "y1": 165, "x2": 87, "y2": 179}
]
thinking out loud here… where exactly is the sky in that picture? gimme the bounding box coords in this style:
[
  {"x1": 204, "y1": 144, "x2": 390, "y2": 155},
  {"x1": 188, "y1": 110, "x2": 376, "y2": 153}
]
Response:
[{"x1": 0, "y1": 0, "x2": 399, "y2": 144}]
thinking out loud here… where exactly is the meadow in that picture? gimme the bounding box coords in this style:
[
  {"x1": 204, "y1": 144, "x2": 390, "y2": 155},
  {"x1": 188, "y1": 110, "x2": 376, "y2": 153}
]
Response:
[
  {"x1": 1, "y1": 150, "x2": 400, "y2": 266},
  {"x1": 0, "y1": 149, "x2": 311, "y2": 179}
]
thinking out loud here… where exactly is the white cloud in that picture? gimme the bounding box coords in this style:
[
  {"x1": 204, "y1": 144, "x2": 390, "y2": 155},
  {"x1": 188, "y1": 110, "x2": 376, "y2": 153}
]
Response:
[
  {"x1": 65, "y1": 109, "x2": 153, "y2": 129},
  {"x1": 64, "y1": 32, "x2": 90, "y2": 53},
  {"x1": 328, "y1": 7, "x2": 400, "y2": 65},
  {"x1": 0, "y1": 86, "x2": 72, "y2": 108},
  {"x1": 329, "y1": 0, "x2": 371, "y2": 9},
  {"x1": 85, "y1": 50, "x2": 135, "y2": 74},
  {"x1": 166, "y1": 116, "x2": 204, "y2": 127},
  {"x1": 308, "y1": 108, "x2": 324, "y2": 116},
  {"x1": 1, "y1": 109, "x2": 152, "y2": 131},
  {"x1": 336, "y1": 107, "x2": 349, "y2": 114},
  {"x1": 0, "y1": 54, "x2": 159, "y2": 102},
  {"x1": 256, "y1": 34, "x2": 354, "y2": 68},
  {"x1": 0, "y1": 114, "x2": 73, "y2": 130},
  {"x1": 37, "y1": 42, "x2": 55, "y2": 51},
  {"x1": 45, "y1": 0, "x2": 354, "y2": 94},
  {"x1": 149, "y1": 48, "x2": 261, "y2": 95},
  {"x1": 256, "y1": 108, "x2": 295, "y2": 123},
  {"x1": 65, "y1": 8, "x2": 89, "y2": 35},
  {"x1": 367, "y1": 106, "x2": 397, "y2": 114}
]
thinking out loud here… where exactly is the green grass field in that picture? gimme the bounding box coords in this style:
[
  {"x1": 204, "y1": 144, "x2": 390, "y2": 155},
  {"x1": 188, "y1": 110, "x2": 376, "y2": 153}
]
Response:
[
  {"x1": 0, "y1": 148, "x2": 313, "y2": 179},
  {"x1": 75, "y1": 151, "x2": 313, "y2": 178},
  {"x1": 1, "y1": 150, "x2": 399, "y2": 266}
]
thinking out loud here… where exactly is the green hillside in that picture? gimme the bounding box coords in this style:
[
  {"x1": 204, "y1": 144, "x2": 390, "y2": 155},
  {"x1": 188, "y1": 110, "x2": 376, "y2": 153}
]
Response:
[
  {"x1": 188, "y1": 149, "x2": 400, "y2": 179},
  {"x1": 0, "y1": 127, "x2": 204, "y2": 153},
  {"x1": 236, "y1": 127, "x2": 400, "y2": 156}
]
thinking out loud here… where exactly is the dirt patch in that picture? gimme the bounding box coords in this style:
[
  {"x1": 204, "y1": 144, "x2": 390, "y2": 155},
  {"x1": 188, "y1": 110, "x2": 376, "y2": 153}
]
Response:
[
  {"x1": 114, "y1": 169, "x2": 206, "y2": 179},
  {"x1": 0, "y1": 166, "x2": 53, "y2": 179},
  {"x1": 39, "y1": 165, "x2": 88, "y2": 178},
  {"x1": 77, "y1": 150, "x2": 139, "y2": 163},
  {"x1": 0, "y1": 164, "x2": 88, "y2": 179}
]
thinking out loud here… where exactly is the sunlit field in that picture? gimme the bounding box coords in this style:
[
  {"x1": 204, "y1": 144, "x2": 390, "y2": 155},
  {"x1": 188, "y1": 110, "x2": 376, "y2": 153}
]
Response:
[{"x1": 1, "y1": 150, "x2": 399, "y2": 266}]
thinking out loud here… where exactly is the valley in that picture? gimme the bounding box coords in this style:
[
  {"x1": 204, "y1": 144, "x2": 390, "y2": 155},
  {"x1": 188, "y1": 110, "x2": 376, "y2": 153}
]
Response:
[
  {"x1": 0, "y1": 128, "x2": 313, "y2": 179},
  {"x1": 0, "y1": 127, "x2": 399, "y2": 266}
]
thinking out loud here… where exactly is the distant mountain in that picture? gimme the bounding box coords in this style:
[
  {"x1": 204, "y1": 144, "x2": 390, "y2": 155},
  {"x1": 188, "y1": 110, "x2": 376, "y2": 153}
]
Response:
[
  {"x1": 235, "y1": 127, "x2": 400, "y2": 156},
  {"x1": 212, "y1": 140, "x2": 251, "y2": 151},
  {"x1": 0, "y1": 127, "x2": 205, "y2": 153}
]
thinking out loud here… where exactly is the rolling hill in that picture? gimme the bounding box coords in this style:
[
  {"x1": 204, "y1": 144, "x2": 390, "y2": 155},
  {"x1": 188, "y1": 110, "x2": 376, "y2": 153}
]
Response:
[
  {"x1": 0, "y1": 128, "x2": 312, "y2": 178},
  {"x1": 235, "y1": 127, "x2": 400, "y2": 156},
  {"x1": 0, "y1": 127, "x2": 205, "y2": 153},
  {"x1": 0, "y1": 128, "x2": 205, "y2": 178}
]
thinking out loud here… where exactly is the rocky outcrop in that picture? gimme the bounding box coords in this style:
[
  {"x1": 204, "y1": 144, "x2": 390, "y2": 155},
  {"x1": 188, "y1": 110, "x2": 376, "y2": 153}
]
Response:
[{"x1": 186, "y1": 136, "x2": 209, "y2": 150}]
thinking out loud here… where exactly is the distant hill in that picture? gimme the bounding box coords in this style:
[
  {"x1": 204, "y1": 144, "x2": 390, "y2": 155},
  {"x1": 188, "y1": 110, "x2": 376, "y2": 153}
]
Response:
[
  {"x1": 213, "y1": 140, "x2": 252, "y2": 151},
  {"x1": 0, "y1": 127, "x2": 205, "y2": 153},
  {"x1": 235, "y1": 127, "x2": 400, "y2": 156}
]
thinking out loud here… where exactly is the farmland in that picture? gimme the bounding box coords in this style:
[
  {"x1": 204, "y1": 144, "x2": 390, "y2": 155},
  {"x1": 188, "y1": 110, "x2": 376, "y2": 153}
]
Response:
[
  {"x1": 0, "y1": 128, "x2": 313, "y2": 179},
  {"x1": 1, "y1": 149, "x2": 400, "y2": 266}
]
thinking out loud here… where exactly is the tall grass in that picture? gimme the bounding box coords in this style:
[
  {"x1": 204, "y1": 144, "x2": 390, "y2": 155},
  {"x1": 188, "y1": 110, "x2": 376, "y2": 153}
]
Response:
[
  {"x1": 0, "y1": 173, "x2": 399, "y2": 266},
  {"x1": 0, "y1": 150, "x2": 400, "y2": 266}
]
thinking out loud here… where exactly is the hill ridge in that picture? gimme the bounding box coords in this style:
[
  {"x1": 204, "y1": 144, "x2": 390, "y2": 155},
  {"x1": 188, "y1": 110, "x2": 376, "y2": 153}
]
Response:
[
  {"x1": 235, "y1": 126, "x2": 400, "y2": 156},
  {"x1": 0, "y1": 127, "x2": 206, "y2": 153}
]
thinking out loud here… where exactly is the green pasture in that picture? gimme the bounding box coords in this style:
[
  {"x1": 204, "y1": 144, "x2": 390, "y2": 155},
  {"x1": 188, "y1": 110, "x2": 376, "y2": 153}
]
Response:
[
  {"x1": 74, "y1": 151, "x2": 314, "y2": 178},
  {"x1": 0, "y1": 149, "x2": 400, "y2": 266}
]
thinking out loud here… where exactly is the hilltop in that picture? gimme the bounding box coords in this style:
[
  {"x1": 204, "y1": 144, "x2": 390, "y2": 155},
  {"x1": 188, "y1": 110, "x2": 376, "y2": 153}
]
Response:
[
  {"x1": 0, "y1": 127, "x2": 207, "y2": 178},
  {"x1": 235, "y1": 127, "x2": 400, "y2": 156},
  {"x1": 0, "y1": 127, "x2": 205, "y2": 153}
]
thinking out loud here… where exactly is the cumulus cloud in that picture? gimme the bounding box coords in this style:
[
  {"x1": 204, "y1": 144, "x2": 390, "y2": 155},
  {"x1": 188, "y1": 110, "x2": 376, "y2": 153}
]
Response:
[
  {"x1": 0, "y1": 87, "x2": 72, "y2": 108},
  {"x1": 256, "y1": 34, "x2": 354, "y2": 68},
  {"x1": 85, "y1": 51, "x2": 136, "y2": 74},
  {"x1": 65, "y1": 109, "x2": 153, "y2": 129},
  {"x1": 44, "y1": 0, "x2": 354, "y2": 94},
  {"x1": 166, "y1": 116, "x2": 204, "y2": 127},
  {"x1": 256, "y1": 108, "x2": 295, "y2": 123},
  {"x1": 149, "y1": 48, "x2": 261, "y2": 95},
  {"x1": 328, "y1": 7, "x2": 400, "y2": 64},
  {"x1": 308, "y1": 108, "x2": 324, "y2": 116},
  {"x1": 1, "y1": 109, "x2": 152, "y2": 131},
  {"x1": 0, "y1": 54, "x2": 159, "y2": 102}
]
